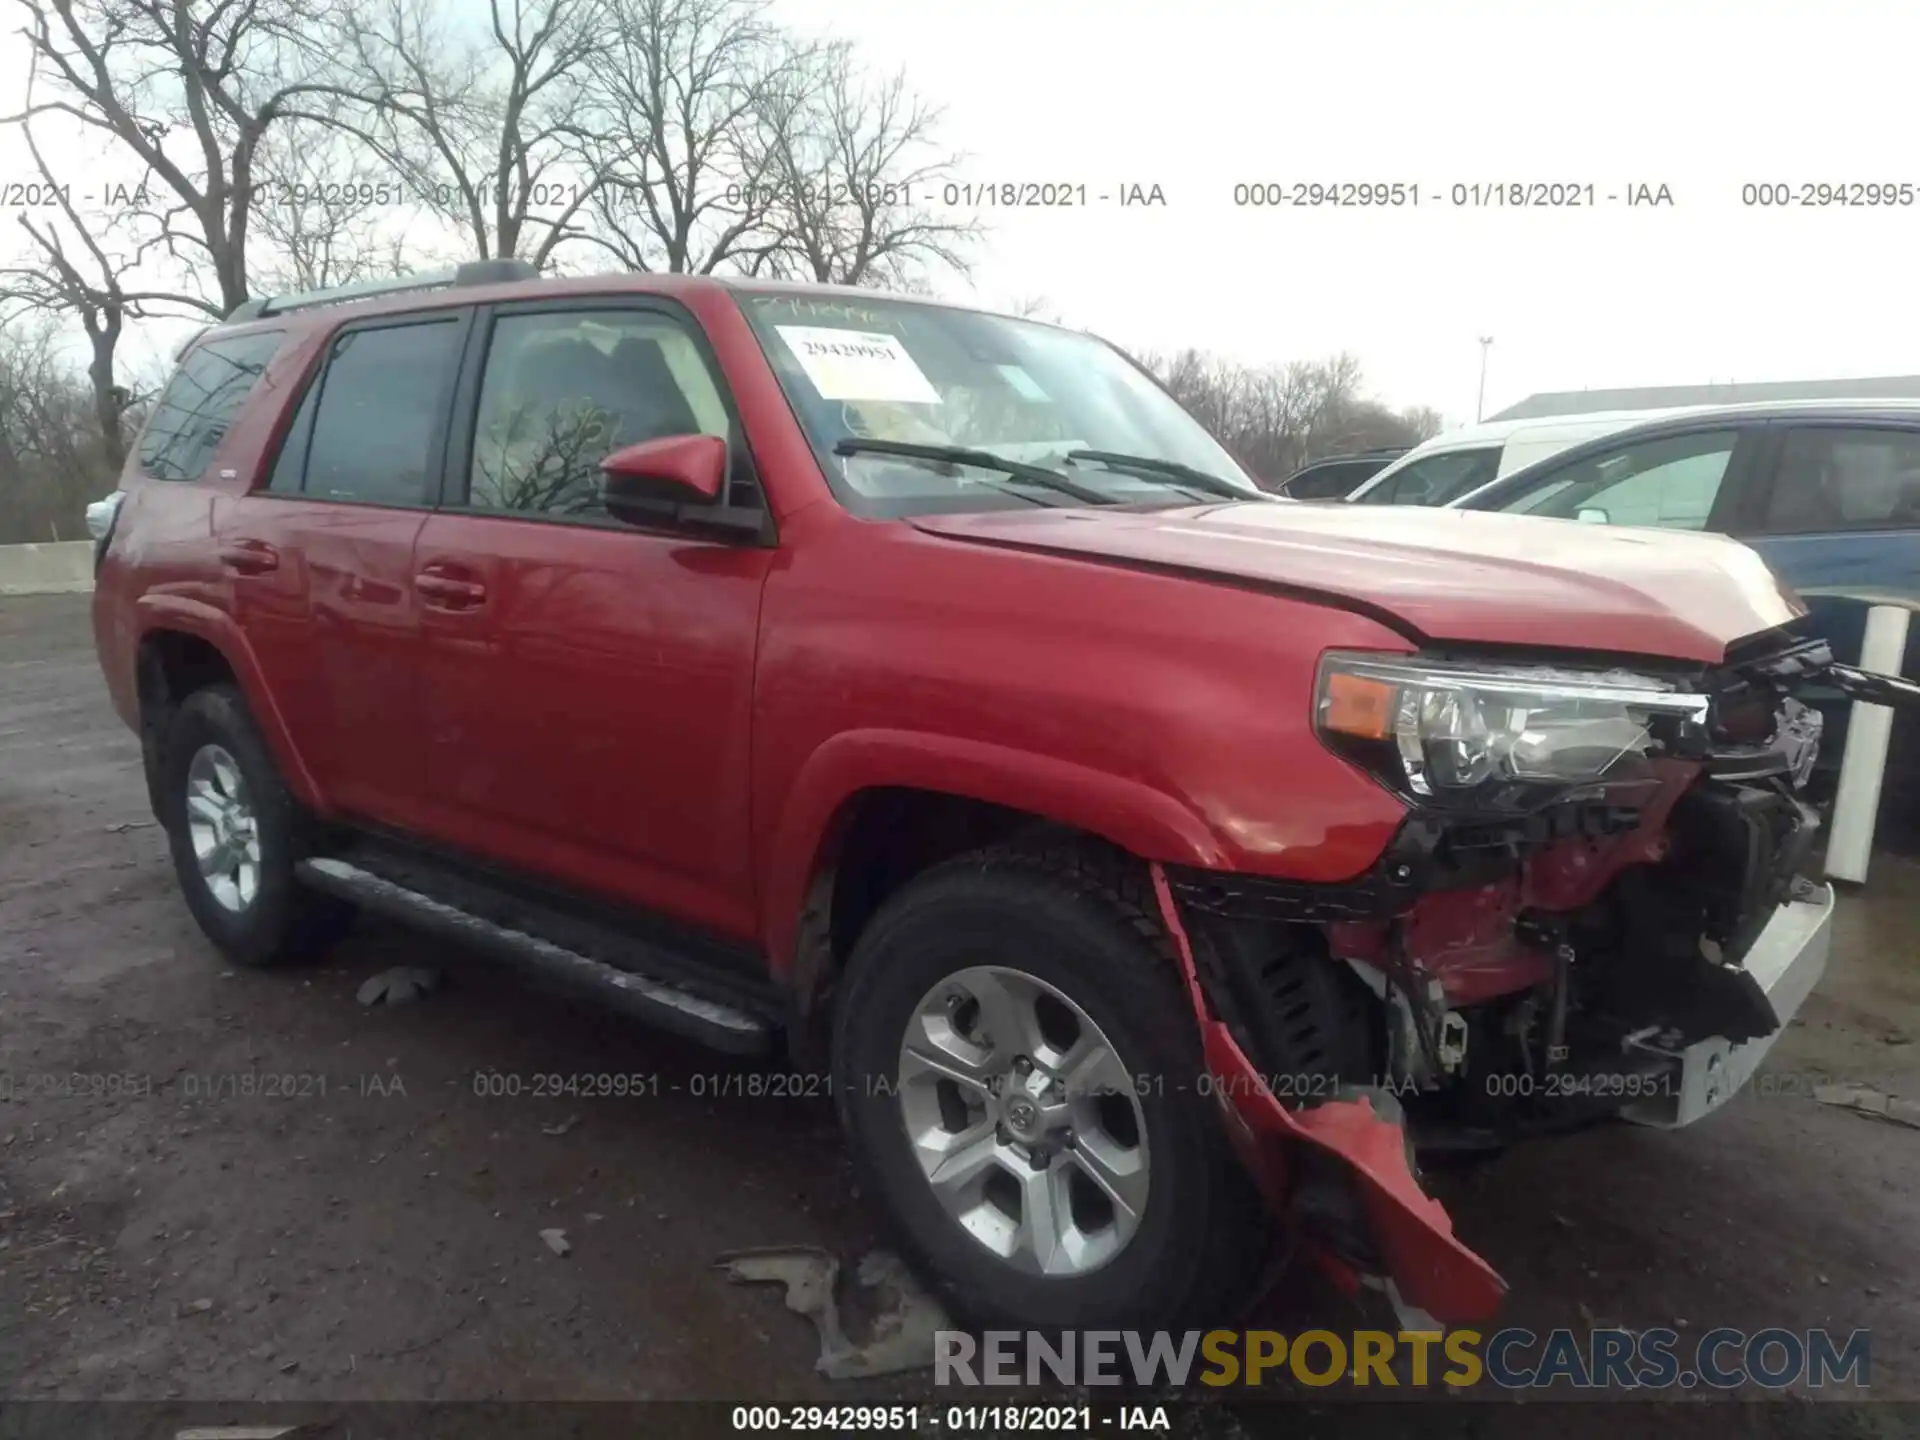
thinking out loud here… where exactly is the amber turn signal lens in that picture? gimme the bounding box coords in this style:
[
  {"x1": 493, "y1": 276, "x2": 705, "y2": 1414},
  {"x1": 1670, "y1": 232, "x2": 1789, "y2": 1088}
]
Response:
[{"x1": 1322, "y1": 672, "x2": 1396, "y2": 740}]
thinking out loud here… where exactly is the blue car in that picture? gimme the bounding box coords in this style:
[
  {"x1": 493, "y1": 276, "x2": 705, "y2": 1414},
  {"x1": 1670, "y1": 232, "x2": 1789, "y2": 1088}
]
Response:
[{"x1": 1447, "y1": 402, "x2": 1920, "y2": 793}]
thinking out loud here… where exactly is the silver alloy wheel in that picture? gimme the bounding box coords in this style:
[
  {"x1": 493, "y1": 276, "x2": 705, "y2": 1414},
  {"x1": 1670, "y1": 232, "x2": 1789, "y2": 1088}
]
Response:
[
  {"x1": 896, "y1": 965, "x2": 1150, "y2": 1277},
  {"x1": 184, "y1": 743, "x2": 262, "y2": 913}
]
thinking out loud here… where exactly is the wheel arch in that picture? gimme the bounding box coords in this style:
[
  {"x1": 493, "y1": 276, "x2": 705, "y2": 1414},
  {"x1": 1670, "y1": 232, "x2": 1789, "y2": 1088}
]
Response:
[
  {"x1": 765, "y1": 730, "x2": 1231, "y2": 1053},
  {"x1": 133, "y1": 595, "x2": 322, "y2": 817}
]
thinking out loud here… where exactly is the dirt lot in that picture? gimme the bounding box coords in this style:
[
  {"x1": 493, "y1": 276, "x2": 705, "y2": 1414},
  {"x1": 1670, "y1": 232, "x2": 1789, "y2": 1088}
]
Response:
[{"x1": 4, "y1": 591, "x2": 1920, "y2": 1431}]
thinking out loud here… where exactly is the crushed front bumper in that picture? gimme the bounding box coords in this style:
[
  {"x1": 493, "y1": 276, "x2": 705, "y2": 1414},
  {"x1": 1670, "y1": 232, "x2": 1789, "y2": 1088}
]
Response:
[
  {"x1": 1151, "y1": 861, "x2": 1836, "y2": 1328},
  {"x1": 1624, "y1": 883, "x2": 1835, "y2": 1129},
  {"x1": 1150, "y1": 864, "x2": 1509, "y2": 1327}
]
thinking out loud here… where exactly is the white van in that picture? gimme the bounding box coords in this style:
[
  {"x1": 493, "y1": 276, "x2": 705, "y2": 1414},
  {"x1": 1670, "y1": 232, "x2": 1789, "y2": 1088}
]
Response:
[{"x1": 1344, "y1": 406, "x2": 1709, "y2": 507}]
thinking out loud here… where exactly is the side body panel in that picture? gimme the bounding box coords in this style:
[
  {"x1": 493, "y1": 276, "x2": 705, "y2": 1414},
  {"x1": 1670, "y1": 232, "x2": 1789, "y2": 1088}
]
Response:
[
  {"x1": 93, "y1": 321, "x2": 327, "y2": 804},
  {"x1": 410, "y1": 514, "x2": 774, "y2": 942},
  {"x1": 751, "y1": 503, "x2": 1417, "y2": 973}
]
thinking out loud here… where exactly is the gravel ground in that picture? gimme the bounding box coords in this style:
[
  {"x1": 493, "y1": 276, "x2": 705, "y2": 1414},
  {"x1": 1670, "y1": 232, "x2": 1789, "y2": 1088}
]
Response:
[{"x1": 3, "y1": 591, "x2": 1919, "y2": 1435}]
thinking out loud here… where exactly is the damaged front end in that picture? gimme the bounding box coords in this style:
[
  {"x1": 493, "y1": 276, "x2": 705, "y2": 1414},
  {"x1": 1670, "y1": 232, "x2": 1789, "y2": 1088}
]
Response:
[{"x1": 1152, "y1": 629, "x2": 1905, "y2": 1328}]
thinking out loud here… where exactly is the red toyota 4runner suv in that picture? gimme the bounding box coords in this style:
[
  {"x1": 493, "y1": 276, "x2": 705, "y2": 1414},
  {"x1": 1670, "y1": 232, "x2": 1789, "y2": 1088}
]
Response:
[{"x1": 89, "y1": 261, "x2": 1903, "y2": 1332}]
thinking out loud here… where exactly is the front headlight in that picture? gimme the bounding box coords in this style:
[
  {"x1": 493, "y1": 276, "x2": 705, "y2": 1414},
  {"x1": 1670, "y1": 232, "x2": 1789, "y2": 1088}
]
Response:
[{"x1": 1315, "y1": 651, "x2": 1711, "y2": 810}]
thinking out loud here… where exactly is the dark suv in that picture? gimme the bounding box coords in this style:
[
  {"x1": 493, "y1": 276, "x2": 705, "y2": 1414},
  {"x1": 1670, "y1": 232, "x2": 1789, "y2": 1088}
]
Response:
[
  {"x1": 1267, "y1": 449, "x2": 1407, "y2": 500},
  {"x1": 89, "y1": 261, "x2": 1906, "y2": 1332}
]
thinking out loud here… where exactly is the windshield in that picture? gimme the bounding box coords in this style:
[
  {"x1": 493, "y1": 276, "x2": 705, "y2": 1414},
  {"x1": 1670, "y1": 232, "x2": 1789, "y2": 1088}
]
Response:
[
  {"x1": 1351, "y1": 446, "x2": 1502, "y2": 506},
  {"x1": 739, "y1": 292, "x2": 1265, "y2": 516}
]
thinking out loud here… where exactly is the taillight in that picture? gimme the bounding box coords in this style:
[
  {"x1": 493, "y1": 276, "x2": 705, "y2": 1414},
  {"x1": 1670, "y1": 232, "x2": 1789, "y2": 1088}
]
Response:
[{"x1": 85, "y1": 490, "x2": 126, "y2": 571}]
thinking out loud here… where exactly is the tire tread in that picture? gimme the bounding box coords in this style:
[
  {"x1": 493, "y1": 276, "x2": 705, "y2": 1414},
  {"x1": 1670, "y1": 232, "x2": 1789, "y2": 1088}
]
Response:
[{"x1": 832, "y1": 835, "x2": 1270, "y2": 1330}]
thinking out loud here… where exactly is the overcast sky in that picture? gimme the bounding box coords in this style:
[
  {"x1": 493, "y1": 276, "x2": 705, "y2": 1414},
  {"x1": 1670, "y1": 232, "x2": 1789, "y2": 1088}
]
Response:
[{"x1": 5, "y1": 0, "x2": 1919, "y2": 423}]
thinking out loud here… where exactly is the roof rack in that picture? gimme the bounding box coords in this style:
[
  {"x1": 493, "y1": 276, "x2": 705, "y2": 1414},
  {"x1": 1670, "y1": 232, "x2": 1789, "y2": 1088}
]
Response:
[{"x1": 223, "y1": 258, "x2": 539, "y2": 324}]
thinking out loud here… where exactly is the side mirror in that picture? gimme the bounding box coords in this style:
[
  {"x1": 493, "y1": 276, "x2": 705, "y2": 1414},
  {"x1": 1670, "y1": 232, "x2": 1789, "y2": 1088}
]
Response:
[
  {"x1": 597, "y1": 431, "x2": 768, "y2": 540},
  {"x1": 600, "y1": 433, "x2": 728, "y2": 511},
  {"x1": 1575, "y1": 506, "x2": 1611, "y2": 525}
]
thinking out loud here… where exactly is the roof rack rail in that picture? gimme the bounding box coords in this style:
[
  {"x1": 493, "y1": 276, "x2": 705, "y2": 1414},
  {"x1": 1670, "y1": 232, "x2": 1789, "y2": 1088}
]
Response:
[{"x1": 223, "y1": 258, "x2": 539, "y2": 324}]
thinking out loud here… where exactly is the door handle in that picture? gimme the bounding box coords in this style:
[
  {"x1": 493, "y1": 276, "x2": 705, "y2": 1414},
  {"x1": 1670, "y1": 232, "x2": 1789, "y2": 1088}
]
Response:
[
  {"x1": 218, "y1": 539, "x2": 280, "y2": 575},
  {"x1": 413, "y1": 571, "x2": 488, "y2": 609}
]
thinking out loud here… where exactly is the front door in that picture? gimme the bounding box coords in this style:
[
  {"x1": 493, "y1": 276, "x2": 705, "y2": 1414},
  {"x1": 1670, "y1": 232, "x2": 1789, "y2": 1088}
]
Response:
[
  {"x1": 1733, "y1": 422, "x2": 1920, "y2": 673},
  {"x1": 410, "y1": 300, "x2": 775, "y2": 941}
]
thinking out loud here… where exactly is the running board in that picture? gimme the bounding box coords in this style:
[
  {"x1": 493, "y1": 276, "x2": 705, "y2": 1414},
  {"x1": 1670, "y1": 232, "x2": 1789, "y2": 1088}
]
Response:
[{"x1": 296, "y1": 858, "x2": 773, "y2": 1054}]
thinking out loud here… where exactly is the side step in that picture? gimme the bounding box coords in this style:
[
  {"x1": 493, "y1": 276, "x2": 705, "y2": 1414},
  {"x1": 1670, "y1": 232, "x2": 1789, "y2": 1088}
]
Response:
[{"x1": 296, "y1": 858, "x2": 774, "y2": 1054}]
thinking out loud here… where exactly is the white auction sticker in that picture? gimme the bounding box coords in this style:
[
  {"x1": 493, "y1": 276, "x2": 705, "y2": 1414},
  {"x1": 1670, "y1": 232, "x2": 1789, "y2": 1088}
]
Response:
[{"x1": 775, "y1": 326, "x2": 942, "y2": 404}]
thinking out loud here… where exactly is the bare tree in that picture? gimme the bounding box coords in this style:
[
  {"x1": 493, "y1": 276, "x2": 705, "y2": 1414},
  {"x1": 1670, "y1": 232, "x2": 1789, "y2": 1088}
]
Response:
[
  {"x1": 7, "y1": 0, "x2": 375, "y2": 314},
  {"x1": 343, "y1": 0, "x2": 604, "y2": 268},
  {"x1": 577, "y1": 0, "x2": 795, "y2": 274},
  {"x1": 0, "y1": 315, "x2": 124, "y2": 541},
  {"x1": 1145, "y1": 348, "x2": 1442, "y2": 482},
  {"x1": 1008, "y1": 295, "x2": 1065, "y2": 324},
  {"x1": 0, "y1": 94, "x2": 204, "y2": 477},
  {"x1": 1396, "y1": 405, "x2": 1446, "y2": 443},
  {"x1": 247, "y1": 126, "x2": 417, "y2": 293},
  {"x1": 748, "y1": 41, "x2": 974, "y2": 288}
]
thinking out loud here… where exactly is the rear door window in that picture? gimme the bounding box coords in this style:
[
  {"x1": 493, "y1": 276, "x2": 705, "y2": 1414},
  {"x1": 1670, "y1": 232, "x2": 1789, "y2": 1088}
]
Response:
[
  {"x1": 1761, "y1": 427, "x2": 1920, "y2": 533},
  {"x1": 297, "y1": 319, "x2": 464, "y2": 506},
  {"x1": 138, "y1": 330, "x2": 286, "y2": 481}
]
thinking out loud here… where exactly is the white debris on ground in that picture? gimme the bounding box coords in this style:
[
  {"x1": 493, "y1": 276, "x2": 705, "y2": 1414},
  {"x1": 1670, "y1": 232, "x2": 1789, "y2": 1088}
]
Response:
[
  {"x1": 1812, "y1": 1083, "x2": 1920, "y2": 1128},
  {"x1": 718, "y1": 1246, "x2": 953, "y2": 1380},
  {"x1": 355, "y1": 966, "x2": 443, "y2": 1006}
]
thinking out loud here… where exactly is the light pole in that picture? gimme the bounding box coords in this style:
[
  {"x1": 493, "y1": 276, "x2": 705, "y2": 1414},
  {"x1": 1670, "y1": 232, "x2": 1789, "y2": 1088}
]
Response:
[{"x1": 1476, "y1": 336, "x2": 1494, "y2": 422}]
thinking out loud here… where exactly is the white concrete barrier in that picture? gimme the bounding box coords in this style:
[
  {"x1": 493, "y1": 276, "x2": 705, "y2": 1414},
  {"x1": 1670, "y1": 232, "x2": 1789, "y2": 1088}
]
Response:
[
  {"x1": 0, "y1": 540, "x2": 95, "y2": 595},
  {"x1": 1825, "y1": 603, "x2": 1914, "y2": 885}
]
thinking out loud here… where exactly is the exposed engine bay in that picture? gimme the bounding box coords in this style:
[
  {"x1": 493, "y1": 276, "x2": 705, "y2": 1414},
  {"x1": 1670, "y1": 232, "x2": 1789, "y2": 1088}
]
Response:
[
  {"x1": 1143, "y1": 624, "x2": 1918, "y2": 1324},
  {"x1": 1168, "y1": 627, "x2": 1859, "y2": 1153}
]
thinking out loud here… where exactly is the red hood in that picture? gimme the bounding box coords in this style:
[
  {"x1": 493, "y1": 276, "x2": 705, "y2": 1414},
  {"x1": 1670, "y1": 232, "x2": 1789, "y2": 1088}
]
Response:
[{"x1": 908, "y1": 501, "x2": 1805, "y2": 664}]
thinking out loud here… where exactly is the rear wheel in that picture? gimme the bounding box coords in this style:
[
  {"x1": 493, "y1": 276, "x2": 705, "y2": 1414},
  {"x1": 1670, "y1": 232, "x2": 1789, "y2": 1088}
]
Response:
[
  {"x1": 159, "y1": 684, "x2": 351, "y2": 967},
  {"x1": 831, "y1": 843, "x2": 1265, "y2": 1330}
]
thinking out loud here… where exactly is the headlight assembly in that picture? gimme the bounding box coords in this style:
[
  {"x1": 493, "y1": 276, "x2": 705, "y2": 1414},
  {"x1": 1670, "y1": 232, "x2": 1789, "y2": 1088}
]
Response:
[{"x1": 1315, "y1": 651, "x2": 1712, "y2": 810}]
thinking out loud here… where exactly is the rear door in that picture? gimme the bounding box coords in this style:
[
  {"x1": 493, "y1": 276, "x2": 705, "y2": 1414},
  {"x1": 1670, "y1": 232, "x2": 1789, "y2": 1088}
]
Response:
[
  {"x1": 1728, "y1": 419, "x2": 1920, "y2": 676},
  {"x1": 220, "y1": 309, "x2": 471, "y2": 828},
  {"x1": 408, "y1": 296, "x2": 777, "y2": 942}
]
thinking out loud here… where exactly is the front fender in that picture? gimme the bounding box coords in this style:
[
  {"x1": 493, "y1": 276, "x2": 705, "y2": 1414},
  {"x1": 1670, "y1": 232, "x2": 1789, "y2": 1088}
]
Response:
[
  {"x1": 762, "y1": 728, "x2": 1230, "y2": 976},
  {"x1": 134, "y1": 593, "x2": 325, "y2": 811}
]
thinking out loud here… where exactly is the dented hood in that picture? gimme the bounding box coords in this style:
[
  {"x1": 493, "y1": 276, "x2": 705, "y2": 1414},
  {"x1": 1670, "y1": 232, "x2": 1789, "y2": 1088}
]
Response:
[{"x1": 908, "y1": 502, "x2": 1805, "y2": 664}]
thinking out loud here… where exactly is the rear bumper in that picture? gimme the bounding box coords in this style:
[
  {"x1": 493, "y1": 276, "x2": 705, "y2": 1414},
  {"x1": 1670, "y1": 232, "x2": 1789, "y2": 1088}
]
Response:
[{"x1": 1623, "y1": 883, "x2": 1835, "y2": 1129}]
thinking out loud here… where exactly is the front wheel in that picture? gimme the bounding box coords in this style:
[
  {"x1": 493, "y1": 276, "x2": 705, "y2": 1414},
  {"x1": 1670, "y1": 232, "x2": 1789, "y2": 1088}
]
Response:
[{"x1": 831, "y1": 844, "x2": 1265, "y2": 1331}]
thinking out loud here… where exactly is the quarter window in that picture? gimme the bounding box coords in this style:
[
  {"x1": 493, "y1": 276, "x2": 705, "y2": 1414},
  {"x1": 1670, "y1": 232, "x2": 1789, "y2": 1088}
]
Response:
[
  {"x1": 1763, "y1": 428, "x2": 1920, "y2": 533},
  {"x1": 138, "y1": 331, "x2": 285, "y2": 481},
  {"x1": 462, "y1": 309, "x2": 735, "y2": 521},
  {"x1": 301, "y1": 320, "x2": 461, "y2": 505}
]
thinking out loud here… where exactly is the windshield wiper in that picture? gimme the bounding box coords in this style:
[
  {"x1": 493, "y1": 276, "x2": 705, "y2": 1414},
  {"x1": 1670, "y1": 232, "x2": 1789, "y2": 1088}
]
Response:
[
  {"x1": 833, "y1": 438, "x2": 1117, "y2": 505},
  {"x1": 1063, "y1": 449, "x2": 1253, "y2": 500}
]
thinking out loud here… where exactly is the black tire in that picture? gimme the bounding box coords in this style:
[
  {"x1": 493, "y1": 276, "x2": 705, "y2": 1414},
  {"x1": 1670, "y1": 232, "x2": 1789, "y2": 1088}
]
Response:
[
  {"x1": 831, "y1": 842, "x2": 1267, "y2": 1331},
  {"x1": 158, "y1": 684, "x2": 352, "y2": 968}
]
